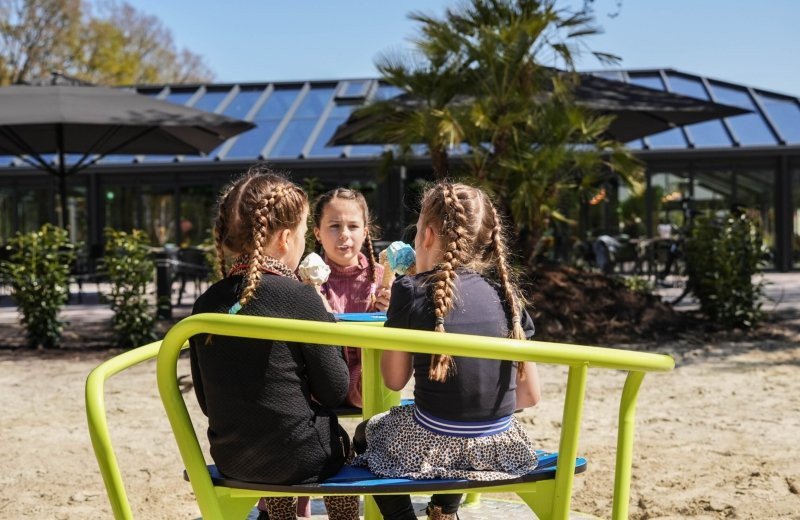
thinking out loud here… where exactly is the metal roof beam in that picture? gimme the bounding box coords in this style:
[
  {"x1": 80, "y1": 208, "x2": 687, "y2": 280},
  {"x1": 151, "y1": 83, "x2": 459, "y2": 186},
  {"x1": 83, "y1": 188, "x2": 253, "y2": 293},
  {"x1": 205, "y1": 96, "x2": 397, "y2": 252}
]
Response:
[
  {"x1": 747, "y1": 88, "x2": 786, "y2": 145},
  {"x1": 699, "y1": 76, "x2": 741, "y2": 147}
]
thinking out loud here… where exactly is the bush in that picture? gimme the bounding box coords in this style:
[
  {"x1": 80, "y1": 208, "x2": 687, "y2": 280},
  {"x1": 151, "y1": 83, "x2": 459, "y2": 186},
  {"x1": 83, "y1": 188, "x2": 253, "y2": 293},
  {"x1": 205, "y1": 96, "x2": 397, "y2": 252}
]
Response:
[
  {"x1": 0, "y1": 224, "x2": 74, "y2": 348},
  {"x1": 684, "y1": 213, "x2": 765, "y2": 329},
  {"x1": 104, "y1": 228, "x2": 157, "y2": 348}
]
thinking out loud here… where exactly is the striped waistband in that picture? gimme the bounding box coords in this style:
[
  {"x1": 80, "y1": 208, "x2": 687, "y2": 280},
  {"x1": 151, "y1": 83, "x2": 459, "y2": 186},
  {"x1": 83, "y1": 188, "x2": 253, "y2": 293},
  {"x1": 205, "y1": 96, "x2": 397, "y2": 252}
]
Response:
[{"x1": 412, "y1": 407, "x2": 513, "y2": 438}]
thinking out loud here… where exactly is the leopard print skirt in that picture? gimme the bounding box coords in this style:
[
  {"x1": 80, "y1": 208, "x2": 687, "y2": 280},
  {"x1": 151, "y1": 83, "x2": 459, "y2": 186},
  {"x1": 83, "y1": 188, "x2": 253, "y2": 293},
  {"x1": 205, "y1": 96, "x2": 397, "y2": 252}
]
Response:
[{"x1": 352, "y1": 404, "x2": 538, "y2": 481}]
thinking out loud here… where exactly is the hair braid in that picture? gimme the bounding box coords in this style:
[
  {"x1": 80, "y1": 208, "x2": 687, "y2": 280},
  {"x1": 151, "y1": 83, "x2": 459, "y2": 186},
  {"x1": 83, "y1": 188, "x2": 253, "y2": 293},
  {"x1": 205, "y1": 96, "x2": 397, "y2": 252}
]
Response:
[
  {"x1": 363, "y1": 228, "x2": 379, "y2": 307},
  {"x1": 213, "y1": 184, "x2": 236, "y2": 279},
  {"x1": 239, "y1": 185, "x2": 286, "y2": 307},
  {"x1": 428, "y1": 183, "x2": 469, "y2": 382},
  {"x1": 488, "y1": 202, "x2": 528, "y2": 379}
]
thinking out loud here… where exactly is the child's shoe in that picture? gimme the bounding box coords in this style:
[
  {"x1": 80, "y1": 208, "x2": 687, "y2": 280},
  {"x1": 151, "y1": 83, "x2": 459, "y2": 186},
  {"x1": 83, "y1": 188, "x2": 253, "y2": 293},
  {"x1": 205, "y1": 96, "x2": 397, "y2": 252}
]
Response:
[{"x1": 426, "y1": 504, "x2": 459, "y2": 520}]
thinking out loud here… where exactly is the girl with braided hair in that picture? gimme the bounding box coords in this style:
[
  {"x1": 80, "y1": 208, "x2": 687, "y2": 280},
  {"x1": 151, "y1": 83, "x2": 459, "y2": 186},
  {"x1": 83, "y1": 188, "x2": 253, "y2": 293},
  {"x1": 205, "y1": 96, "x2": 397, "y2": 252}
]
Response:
[
  {"x1": 189, "y1": 167, "x2": 358, "y2": 520},
  {"x1": 312, "y1": 188, "x2": 389, "y2": 410},
  {"x1": 353, "y1": 182, "x2": 541, "y2": 520}
]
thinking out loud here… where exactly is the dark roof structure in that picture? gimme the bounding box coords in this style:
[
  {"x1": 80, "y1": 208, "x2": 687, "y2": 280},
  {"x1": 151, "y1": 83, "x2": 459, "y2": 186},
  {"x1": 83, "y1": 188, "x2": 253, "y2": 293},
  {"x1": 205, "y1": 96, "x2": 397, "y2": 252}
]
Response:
[{"x1": 0, "y1": 68, "x2": 798, "y2": 169}]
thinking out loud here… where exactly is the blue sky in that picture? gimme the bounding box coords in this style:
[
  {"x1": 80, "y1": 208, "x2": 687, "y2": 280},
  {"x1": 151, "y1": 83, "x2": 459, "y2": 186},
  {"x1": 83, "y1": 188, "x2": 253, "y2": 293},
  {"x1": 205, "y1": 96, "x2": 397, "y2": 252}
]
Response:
[{"x1": 128, "y1": 0, "x2": 799, "y2": 95}]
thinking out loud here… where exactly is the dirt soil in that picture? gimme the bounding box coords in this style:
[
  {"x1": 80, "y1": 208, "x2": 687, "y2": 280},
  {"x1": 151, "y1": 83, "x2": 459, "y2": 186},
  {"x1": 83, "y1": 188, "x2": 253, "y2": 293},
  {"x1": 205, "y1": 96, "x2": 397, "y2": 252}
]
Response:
[{"x1": 1, "y1": 275, "x2": 799, "y2": 519}]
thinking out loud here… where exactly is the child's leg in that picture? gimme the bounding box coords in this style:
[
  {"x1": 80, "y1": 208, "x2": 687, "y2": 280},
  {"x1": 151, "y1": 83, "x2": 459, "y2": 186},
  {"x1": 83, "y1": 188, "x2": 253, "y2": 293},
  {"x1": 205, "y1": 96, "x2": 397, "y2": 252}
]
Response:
[
  {"x1": 323, "y1": 495, "x2": 360, "y2": 520},
  {"x1": 373, "y1": 494, "x2": 416, "y2": 520},
  {"x1": 263, "y1": 497, "x2": 297, "y2": 520},
  {"x1": 296, "y1": 495, "x2": 311, "y2": 517}
]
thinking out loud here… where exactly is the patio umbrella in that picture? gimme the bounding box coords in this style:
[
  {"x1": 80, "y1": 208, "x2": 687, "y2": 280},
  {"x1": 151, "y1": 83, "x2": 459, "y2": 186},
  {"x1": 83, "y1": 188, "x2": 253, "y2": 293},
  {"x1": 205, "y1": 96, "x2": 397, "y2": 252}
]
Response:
[
  {"x1": 327, "y1": 72, "x2": 749, "y2": 146},
  {"x1": 0, "y1": 84, "x2": 255, "y2": 227}
]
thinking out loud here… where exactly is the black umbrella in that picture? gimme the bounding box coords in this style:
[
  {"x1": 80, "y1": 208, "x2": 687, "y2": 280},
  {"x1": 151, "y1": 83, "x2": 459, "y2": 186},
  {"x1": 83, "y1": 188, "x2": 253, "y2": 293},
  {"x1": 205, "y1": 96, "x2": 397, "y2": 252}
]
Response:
[
  {"x1": 0, "y1": 84, "x2": 255, "y2": 227},
  {"x1": 328, "y1": 72, "x2": 749, "y2": 146}
]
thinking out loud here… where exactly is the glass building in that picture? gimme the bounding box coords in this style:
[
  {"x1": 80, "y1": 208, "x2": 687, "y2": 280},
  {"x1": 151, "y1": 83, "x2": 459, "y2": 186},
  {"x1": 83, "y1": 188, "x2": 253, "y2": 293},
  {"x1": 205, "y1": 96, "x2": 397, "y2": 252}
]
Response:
[{"x1": 0, "y1": 69, "x2": 798, "y2": 270}]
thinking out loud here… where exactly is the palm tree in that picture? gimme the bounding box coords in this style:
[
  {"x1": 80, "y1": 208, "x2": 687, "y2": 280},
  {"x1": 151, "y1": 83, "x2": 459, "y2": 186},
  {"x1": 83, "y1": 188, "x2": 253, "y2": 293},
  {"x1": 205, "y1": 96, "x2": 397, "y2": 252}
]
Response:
[
  {"x1": 350, "y1": 50, "x2": 469, "y2": 179},
  {"x1": 353, "y1": 0, "x2": 642, "y2": 261}
]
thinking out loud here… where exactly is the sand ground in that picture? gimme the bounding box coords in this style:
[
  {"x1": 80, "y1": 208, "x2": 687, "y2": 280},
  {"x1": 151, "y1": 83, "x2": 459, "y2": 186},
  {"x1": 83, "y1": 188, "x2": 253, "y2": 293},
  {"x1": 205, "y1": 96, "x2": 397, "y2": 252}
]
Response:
[{"x1": 2, "y1": 315, "x2": 799, "y2": 519}]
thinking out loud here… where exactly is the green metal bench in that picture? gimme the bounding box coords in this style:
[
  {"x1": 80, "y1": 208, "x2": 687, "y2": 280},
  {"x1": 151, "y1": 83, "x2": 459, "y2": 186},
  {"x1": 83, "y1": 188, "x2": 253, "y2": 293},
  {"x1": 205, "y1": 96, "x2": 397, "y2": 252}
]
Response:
[{"x1": 86, "y1": 313, "x2": 674, "y2": 519}]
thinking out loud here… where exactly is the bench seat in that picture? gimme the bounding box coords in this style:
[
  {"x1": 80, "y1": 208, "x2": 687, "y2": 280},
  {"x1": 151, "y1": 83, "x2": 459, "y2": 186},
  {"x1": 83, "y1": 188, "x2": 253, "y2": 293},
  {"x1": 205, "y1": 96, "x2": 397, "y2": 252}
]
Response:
[{"x1": 195, "y1": 452, "x2": 587, "y2": 495}]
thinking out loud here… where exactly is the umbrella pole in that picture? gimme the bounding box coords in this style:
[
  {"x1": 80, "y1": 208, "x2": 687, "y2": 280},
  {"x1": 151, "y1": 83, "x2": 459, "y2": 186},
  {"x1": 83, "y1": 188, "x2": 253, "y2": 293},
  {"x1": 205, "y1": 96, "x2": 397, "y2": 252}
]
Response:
[{"x1": 57, "y1": 125, "x2": 69, "y2": 231}]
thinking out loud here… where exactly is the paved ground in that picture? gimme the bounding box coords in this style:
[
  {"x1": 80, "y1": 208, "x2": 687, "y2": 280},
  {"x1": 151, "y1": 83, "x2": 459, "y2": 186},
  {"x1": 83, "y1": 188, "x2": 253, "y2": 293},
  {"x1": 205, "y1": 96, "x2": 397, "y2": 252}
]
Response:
[{"x1": 242, "y1": 496, "x2": 601, "y2": 519}]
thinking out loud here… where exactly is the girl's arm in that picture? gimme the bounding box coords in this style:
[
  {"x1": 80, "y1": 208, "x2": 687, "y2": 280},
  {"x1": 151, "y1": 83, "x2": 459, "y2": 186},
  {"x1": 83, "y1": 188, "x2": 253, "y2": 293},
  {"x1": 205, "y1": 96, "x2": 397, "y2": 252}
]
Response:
[
  {"x1": 381, "y1": 275, "x2": 415, "y2": 390},
  {"x1": 515, "y1": 362, "x2": 541, "y2": 409},
  {"x1": 380, "y1": 350, "x2": 413, "y2": 391}
]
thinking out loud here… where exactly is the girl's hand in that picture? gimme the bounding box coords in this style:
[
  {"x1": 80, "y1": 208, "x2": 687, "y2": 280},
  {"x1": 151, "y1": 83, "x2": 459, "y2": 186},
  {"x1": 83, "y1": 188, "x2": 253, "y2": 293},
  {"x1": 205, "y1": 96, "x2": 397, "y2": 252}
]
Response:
[
  {"x1": 314, "y1": 284, "x2": 334, "y2": 312},
  {"x1": 374, "y1": 286, "x2": 391, "y2": 312}
]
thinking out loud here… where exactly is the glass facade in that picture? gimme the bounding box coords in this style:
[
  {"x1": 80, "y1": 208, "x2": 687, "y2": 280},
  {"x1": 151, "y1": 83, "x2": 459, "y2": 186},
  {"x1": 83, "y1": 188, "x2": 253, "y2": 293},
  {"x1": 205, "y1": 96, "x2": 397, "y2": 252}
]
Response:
[
  {"x1": 0, "y1": 71, "x2": 797, "y2": 271},
  {"x1": 179, "y1": 185, "x2": 217, "y2": 248},
  {"x1": 141, "y1": 185, "x2": 176, "y2": 246}
]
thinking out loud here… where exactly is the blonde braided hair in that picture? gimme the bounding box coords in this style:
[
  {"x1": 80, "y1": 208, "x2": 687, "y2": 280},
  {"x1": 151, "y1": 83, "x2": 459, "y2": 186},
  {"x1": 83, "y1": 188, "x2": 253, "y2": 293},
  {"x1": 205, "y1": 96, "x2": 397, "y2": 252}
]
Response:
[
  {"x1": 214, "y1": 166, "x2": 308, "y2": 309},
  {"x1": 420, "y1": 182, "x2": 527, "y2": 382}
]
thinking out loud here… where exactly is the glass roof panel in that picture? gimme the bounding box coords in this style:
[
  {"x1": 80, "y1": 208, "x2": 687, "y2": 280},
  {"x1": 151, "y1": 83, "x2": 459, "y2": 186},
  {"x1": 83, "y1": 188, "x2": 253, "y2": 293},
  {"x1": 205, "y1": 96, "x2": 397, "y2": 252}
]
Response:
[
  {"x1": 627, "y1": 74, "x2": 664, "y2": 91},
  {"x1": 191, "y1": 89, "x2": 230, "y2": 113},
  {"x1": 374, "y1": 84, "x2": 405, "y2": 100},
  {"x1": 709, "y1": 82, "x2": 776, "y2": 146},
  {"x1": 645, "y1": 127, "x2": 687, "y2": 148},
  {"x1": 222, "y1": 87, "x2": 265, "y2": 119},
  {"x1": 0, "y1": 156, "x2": 15, "y2": 166},
  {"x1": 225, "y1": 121, "x2": 280, "y2": 160},
  {"x1": 757, "y1": 92, "x2": 800, "y2": 144},
  {"x1": 223, "y1": 89, "x2": 302, "y2": 160},
  {"x1": 665, "y1": 73, "x2": 708, "y2": 100},
  {"x1": 348, "y1": 144, "x2": 386, "y2": 157},
  {"x1": 686, "y1": 120, "x2": 731, "y2": 148},
  {"x1": 292, "y1": 87, "x2": 335, "y2": 119},
  {"x1": 269, "y1": 119, "x2": 318, "y2": 158},
  {"x1": 624, "y1": 139, "x2": 643, "y2": 150},
  {"x1": 341, "y1": 80, "x2": 370, "y2": 98},
  {"x1": 253, "y1": 88, "x2": 300, "y2": 120},
  {"x1": 164, "y1": 89, "x2": 196, "y2": 106},
  {"x1": 592, "y1": 70, "x2": 625, "y2": 82},
  {"x1": 308, "y1": 117, "x2": 348, "y2": 157},
  {"x1": 268, "y1": 87, "x2": 335, "y2": 158},
  {"x1": 99, "y1": 154, "x2": 136, "y2": 164}
]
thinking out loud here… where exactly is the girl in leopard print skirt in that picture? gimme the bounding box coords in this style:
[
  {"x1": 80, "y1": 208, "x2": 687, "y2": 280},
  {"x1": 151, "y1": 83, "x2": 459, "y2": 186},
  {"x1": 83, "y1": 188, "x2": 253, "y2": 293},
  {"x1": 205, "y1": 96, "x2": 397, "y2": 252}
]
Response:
[{"x1": 353, "y1": 182, "x2": 542, "y2": 520}]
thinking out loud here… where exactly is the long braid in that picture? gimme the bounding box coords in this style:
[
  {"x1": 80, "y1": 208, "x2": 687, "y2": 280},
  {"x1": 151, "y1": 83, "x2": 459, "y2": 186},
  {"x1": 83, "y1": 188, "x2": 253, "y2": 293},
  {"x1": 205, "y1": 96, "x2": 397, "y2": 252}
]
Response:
[
  {"x1": 363, "y1": 228, "x2": 379, "y2": 307},
  {"x1": 239, "y1": 185, "x2": 286, "y2": 307},
  {"x1": 213, "y1": 184, "x2": 236, "y2": 279},
  {"x1": 488, "y1": 202, "x2": 527, "y2": 379},
  {"x1": 428, "y1": 183, "x2": 470, "y2": 382}
]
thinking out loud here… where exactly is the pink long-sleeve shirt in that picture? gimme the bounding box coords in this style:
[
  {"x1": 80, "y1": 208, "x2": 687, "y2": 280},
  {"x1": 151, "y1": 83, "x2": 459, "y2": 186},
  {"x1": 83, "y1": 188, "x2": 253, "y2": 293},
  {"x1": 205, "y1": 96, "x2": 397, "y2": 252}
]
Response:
[{"x1": 321, "y1": 252, "x2": 383, "y2": 408}]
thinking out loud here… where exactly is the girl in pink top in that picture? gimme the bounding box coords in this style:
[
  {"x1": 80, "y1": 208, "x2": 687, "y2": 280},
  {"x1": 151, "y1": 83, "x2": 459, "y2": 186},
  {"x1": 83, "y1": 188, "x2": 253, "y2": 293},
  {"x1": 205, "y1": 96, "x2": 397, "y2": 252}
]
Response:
[{"x1": 313, "y1": 188, "x2": 390, "y2": 408}]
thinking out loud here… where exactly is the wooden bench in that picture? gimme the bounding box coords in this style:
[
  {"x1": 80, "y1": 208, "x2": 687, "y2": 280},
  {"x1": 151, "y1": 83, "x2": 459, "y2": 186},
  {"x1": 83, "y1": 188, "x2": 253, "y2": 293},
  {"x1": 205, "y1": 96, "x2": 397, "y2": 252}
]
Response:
[{"x1": 86, "y1": 313, "x2": 674, "y2": 519}]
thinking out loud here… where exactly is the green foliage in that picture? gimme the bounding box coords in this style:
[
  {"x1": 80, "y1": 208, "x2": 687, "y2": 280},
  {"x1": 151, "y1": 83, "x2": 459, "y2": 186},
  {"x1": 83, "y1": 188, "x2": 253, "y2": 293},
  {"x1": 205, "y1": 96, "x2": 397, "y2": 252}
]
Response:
[
  {"x1": 104, "y1": 228, "x2": 156, "y2": 348},
  {"x1": 0, "y1": 0, "x2": 213, "y2": 86},
  {"x1": 353, "y1": 0, "x2": 643, "y2": 262},
  {"x1": 684, "y1": 214, "x2": 766, "y2": 329},
  {"x1": 0, "y1": 224, "x2": 74, "y2": 348},
  {"x1": 623, "y1": 275, "x2": 653, "y2": 295}
]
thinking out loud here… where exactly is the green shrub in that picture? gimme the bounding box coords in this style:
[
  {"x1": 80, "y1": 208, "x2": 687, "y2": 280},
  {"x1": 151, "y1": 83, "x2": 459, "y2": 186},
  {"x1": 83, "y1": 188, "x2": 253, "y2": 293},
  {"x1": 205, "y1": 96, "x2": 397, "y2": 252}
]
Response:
[
  {"x1": 104, "y1": 228, "x2": 157, "y2": 348},
  {"x1": 623, "y1": 275, "x2": 654, "y2": 295},
  {"x1": 0, "y1": 224, "x2": 74, "y2": 348},
  {"x1": 684, "y1": 213, "x2": 765, "y2": 329}
]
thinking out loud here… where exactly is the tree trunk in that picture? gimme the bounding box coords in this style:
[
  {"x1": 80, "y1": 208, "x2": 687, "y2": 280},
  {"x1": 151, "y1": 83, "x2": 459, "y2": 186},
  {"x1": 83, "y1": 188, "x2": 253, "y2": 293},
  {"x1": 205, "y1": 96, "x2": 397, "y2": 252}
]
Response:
[{"x1": 431, "y1": 147, "x2": 450, "y2": 180}]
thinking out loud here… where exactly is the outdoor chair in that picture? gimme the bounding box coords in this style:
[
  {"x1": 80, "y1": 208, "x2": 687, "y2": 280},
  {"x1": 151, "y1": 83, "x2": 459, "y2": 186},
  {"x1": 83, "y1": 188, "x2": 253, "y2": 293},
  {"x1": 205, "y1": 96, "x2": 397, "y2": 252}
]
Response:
[
  {"x1": 174, "y1": 247, "x2": 211, "y2": 305},
  {"x1": 86, "y1": 314, "x2": 674, "y2": 520}
]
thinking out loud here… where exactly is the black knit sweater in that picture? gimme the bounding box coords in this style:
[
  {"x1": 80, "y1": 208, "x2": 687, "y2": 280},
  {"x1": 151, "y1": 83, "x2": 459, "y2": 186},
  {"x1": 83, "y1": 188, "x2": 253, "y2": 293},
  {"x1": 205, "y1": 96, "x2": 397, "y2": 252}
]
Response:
[{"x1": 189, "y1": 273, "x2": 350, "y2": 484}]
